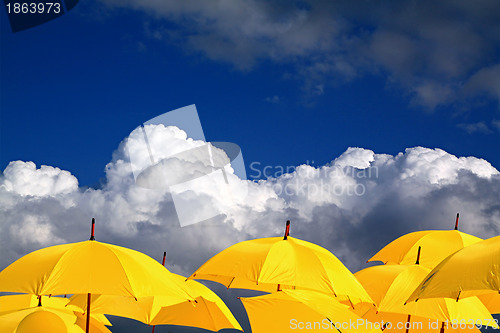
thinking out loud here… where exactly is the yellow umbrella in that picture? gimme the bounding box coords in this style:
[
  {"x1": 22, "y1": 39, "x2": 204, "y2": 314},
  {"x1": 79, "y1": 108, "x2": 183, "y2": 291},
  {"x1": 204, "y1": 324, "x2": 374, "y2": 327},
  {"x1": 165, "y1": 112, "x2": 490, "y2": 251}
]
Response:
[
  {"x1": 368, "y1": 214, "x2": 482, "y2": 269},
  {"x1": 408, "y1": 235, "x2": 500, "y2": 302},
  {"x1": 354, "y1": 256, "x2": 498, "y2": 331},
  {"x1": 8, "y1": 309, "x2": 68, "y2": 333},
  {"x1": 68, "y1": 272, "x2": 242, "y2": 331},
  {"x1": 477, "y1": 293, "x2": 500, "y2": 314},
  {"x1": 151, "y1": 295, "x2": 239, "y2": 331},
  {"x1": 0, "y1": 295, "x2": 111, "y2": 333},
  {"x1": 0, "y1": 294, "x2": 110, "y2": 326},
  {"x1": 241, "y1": 289, "x2": 382, "y2": 333},
  {"x1": 157, "y1": 274, "x2": 242, "y2": 331},
  {"x1": 0, "y1": 219, "x2": 195, "y2": 333},
  {"x1": 189, "y1": 220, "x2": 373, "y2": 305}
]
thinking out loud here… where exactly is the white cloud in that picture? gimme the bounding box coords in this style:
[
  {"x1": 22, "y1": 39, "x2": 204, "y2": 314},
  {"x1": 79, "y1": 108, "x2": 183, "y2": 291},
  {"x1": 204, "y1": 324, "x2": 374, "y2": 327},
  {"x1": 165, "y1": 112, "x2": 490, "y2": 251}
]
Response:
[
  {"x1": 1, "y1": 161, "x2": 78, "y2": 197},
  {"x1": 9, "y1": 215, "x2": 65, "y2": 247},
  {"x1": 396, "y1": 147, "x2": 497, "y2": 183},
  {"x1": 333, "y1": 147, "x2": 374, "y2": 169},
  {"x1": 1, "y1": 125, "x2": 499, "y2": 278}
]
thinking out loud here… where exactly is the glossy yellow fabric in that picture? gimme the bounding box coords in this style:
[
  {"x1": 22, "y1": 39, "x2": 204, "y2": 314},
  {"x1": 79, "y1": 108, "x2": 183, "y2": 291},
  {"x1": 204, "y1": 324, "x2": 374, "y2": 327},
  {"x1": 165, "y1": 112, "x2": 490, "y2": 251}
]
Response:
[
  {"x1": 151, "y1": 296, "x2": 238, "y2": 331},
  {"x1": 189, "y1": 236, "x2": 373, "y2": 304},
  {"x1": 0, "y1": 241, "x2": 194, "y2": 301},
  {"x1": 68, "y1": 274, "x2": 242, "y2": 331},
  {"x1": 241, "y1": 290, "x2": 382, "y2": 333},
  {"x1": 0, "y1": 294, "x2": 110, "y2": 326},
  {"x1": 0, "y1": 295, "x2": 111, "y2": 333},
  {"x1": 355, "y1": 265, "x2": 497, "y2": 328},
  {"x1": 477, "y1": 293, "x2": 500, "y2": 314},
  {"x1": 368, "y1": 230, "x2": 482, "y2": 269},
  {"x1": 14, "y1": 310, "x2": 67, "y2": 333},
  {"x1": 69, "y1": 294, "x2": 172, "y2": 325},
  {"x1": 165, "y1": 276, "x2": 242, "y2": 330},
  {"x1": 408, "y1": 235, "x2": 500, "y2": 302}
]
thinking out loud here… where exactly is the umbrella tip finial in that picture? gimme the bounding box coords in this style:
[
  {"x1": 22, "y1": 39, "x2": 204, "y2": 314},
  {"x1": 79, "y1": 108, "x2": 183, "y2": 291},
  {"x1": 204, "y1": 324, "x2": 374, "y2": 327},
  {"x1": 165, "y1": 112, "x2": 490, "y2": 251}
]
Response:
[
  {"x1": 89, "y1": 218, "x2": 96, "y2": 241},
  {"x1": 161, "y1": 251, "x2": 167, "y2": 267},
  {"x1": 284, "y1": 220, "x2": 291, "y2": 240},
  {"x1": 415, "y1": 246, "x2": 421, "y2": 265},
  {"x1": 454, "y1": 213, "x2": 459, "y2": 230}
]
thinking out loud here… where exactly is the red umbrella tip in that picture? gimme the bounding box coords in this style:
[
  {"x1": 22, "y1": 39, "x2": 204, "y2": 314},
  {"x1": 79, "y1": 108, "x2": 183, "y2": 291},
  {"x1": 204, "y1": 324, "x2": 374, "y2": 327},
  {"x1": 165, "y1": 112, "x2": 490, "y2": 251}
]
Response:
[
  {"x1": 161, "y1": 252, "x2": 167, "y2": 266},
  {"x1": 89, "y1": 218, "x2": 96, "y2": 241},
  {"x1": 284, "y1": 220, "x2": 291, "y2": 240}
]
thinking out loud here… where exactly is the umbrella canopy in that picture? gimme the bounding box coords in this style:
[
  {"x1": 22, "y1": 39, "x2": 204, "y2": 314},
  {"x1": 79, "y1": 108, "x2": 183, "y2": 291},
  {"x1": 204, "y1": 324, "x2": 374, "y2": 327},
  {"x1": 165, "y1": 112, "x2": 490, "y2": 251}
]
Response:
[
  {"x1": 1, "y1": 308, "x2": 110, "y2": 333},
  {"x1": 0, "y1": 240, "x2": 194, "y2": 300},
  {"x1": 477, "y1": 293, "x2": 500, "y2": 314},
  {"x1": 68, "y1": 274, "x2": 242, "y2": 331},
  {"x1": 354, "y1": 264, "x2": 497, "y2": 329},
  {"x1": 0, "y1": 295, "x2": 111, "y2": 333},
  {"x1": 241, "y1": 289, "x2": 382, "y2": 333},
  {"x1": 408, "y1": 235, "x2": 500, "y2": 302},
  {"x1": 368, "y1": 215, "x2": 482, "y2": 269},
  {"x1": 0, "y1": 294, "x2": 110, "y2": 326},
  {"x1": 189, "y1": 221, "x2": 373, "y2": 305},
  {"x1": 0, "y1": 219, "x2": 196, "y2": 333},
  {"x1": 151, "y1": 295, "x2": 239, "y2": 331}
]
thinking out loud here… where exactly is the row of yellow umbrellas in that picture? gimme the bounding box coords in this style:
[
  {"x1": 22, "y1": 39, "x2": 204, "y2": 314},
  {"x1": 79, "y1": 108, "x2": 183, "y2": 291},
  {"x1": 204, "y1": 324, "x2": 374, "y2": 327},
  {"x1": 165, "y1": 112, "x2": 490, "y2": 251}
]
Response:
[
  {"x1": 0, "y1": 218, "x2": 379, "y2": 332},
  {"x1": 188, "y1": 220, "x2": 380, "y2": 332},
  {"x1": 189, "y1": 220, "x2": 372, "y2": 303},
  {"x1": 367, "y1": 214, "x2": 482, "y2": 268},
  {"x1": 0, "y1": 219, "x2": 242, "y2": 332},
  {"x1": 67, "y1": 258, "x2": 240, "y2": 331},
  {"x1": 185, "y1": 216, "x2": 499, "y2": 332},
  {"x1": 409, "y1": 234, "x2": 500, "y2": 303},
  {"x1": 0, "y1": 214, "x2": 498, "y2": 332},
  {"x1": 355, "y1": 261, "x2": 492, "y2": 332},
  {"x1": 355, "y1": 214, "x2": 499, "y2": 332}
]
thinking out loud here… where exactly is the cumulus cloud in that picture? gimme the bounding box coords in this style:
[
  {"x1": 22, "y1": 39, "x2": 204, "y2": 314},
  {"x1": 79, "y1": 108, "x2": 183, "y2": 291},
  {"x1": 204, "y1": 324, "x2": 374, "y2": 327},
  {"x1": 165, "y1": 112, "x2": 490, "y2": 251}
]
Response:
[
  {"x1": 97, "y1": 0, "x2": 499, "y2": 109},
  {"x1": 1, "y1": 125, "x2": 500, "y2": 333},
  {"x1": 1, "y1": 161, "x2": 78, "y2": 197},
  {"x1": 1, "y1": 125, "x2": 499, "y2": 278}
]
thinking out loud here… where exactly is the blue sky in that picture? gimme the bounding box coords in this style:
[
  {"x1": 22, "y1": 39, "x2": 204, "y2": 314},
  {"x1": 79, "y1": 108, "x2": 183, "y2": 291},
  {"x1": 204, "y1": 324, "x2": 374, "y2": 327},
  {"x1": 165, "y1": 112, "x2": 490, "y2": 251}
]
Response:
[
  {"x1": 1, "y1": 1, "x2": 500, "y2": 332},
  {"x1": 1, "y1": 0, "x2": 499, "y2": 187}
]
